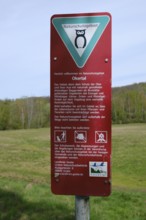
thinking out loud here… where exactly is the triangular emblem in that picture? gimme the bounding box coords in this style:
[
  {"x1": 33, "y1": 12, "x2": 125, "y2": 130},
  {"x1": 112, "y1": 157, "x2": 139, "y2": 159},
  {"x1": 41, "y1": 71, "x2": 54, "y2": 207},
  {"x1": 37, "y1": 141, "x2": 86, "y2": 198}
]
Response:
[{"x1": 52, "y1": 15, "x2": 110, "y2": 68}]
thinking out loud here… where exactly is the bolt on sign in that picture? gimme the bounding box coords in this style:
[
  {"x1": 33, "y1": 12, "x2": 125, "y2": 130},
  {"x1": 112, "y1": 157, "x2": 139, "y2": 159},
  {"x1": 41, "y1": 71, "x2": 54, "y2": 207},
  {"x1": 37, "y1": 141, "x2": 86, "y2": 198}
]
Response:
[{"x1": 50, "y1": 12, "x2": 112, "y2": 196}]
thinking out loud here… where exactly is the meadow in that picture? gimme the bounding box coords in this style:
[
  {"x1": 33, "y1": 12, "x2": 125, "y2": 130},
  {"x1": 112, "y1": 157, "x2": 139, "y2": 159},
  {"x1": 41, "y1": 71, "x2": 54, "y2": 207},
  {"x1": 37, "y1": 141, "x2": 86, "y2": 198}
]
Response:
[{"x1": 0, "y1": 124, "x2": 146, "y2": 220}]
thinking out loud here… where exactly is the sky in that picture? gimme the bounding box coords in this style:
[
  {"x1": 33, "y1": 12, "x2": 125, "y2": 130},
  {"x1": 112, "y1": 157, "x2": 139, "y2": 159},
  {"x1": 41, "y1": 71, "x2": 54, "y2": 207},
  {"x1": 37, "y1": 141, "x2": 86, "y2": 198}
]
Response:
[{"x1": 0, "y1": 0, "x2": 146, "y2": 100}]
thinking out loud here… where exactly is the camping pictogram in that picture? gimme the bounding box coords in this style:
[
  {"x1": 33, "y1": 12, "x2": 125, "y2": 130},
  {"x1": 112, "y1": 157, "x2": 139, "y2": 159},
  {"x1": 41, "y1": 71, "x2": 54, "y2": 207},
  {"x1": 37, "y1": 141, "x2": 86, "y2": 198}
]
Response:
[{"x1": 95, "y1": 131, "x2": 108, "y2": 143}]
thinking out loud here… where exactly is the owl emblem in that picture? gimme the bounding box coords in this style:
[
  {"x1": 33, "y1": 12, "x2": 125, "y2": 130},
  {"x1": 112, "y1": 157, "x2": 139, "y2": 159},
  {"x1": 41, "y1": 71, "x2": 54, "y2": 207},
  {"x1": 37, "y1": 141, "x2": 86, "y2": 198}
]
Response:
[{"x1": 75, "y1": 29, "x2": 87, "y2": 49}]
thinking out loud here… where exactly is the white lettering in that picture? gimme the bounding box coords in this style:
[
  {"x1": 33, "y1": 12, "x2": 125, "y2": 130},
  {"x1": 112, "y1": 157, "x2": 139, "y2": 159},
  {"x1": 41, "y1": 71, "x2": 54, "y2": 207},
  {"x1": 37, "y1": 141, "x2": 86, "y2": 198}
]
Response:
[{"x1": 72, "y1": 76, "x2": 86, "y2": 81}]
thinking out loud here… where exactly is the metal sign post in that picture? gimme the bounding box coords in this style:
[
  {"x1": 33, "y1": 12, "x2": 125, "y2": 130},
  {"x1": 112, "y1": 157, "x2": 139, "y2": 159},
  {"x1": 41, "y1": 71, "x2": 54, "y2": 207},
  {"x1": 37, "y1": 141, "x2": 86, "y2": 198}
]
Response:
[
  {"x1": 50, "y1": 11, "x2": 112, "y2": 218},
  {"x1": 75, "y1": 196, "x2": 90, "y2": 220}
]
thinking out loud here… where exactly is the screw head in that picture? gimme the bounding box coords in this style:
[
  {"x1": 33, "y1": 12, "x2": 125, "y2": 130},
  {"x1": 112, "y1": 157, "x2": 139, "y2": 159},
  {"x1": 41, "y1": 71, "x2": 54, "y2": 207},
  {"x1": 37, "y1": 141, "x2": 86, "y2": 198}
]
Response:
[
  {"x1": 105, "y1": 58, "x2": 108, "y2": 63},
  {"x1": 54, "y1": 57, "x2": 57, "y2": 61}
]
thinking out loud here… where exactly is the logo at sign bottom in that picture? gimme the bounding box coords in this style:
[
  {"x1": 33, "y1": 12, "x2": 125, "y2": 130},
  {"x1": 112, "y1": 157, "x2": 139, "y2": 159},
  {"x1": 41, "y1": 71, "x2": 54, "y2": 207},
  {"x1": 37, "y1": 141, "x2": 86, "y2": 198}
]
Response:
[{"x1": 89, "y1": 161, "x2": 108, "y2": 177}]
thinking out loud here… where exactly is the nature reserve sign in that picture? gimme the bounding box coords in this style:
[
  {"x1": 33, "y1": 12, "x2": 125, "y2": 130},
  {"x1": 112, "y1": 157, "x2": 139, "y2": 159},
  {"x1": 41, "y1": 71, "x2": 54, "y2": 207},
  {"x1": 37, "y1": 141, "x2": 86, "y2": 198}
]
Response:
[{"x1": 50, "y1": 12, "x2": 112, "y2": 196}]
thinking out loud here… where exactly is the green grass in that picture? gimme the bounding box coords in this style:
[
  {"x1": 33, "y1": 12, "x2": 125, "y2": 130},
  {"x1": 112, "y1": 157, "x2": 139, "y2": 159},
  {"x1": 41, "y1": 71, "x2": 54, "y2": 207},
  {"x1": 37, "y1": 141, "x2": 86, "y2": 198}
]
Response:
[
  {"x1": 112, "y1": 124, "x2": 146, "y2": 190},
  {"x1": 0, "y1": 125, "x2": 146, "y2": 220}
]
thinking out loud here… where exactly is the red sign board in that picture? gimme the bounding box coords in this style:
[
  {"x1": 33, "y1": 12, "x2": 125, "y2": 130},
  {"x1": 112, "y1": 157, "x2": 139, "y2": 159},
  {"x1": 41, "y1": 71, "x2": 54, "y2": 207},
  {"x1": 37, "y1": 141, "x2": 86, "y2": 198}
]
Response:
[{"x1": 50, "y1": 12, "x2": 112, "y2": 196}]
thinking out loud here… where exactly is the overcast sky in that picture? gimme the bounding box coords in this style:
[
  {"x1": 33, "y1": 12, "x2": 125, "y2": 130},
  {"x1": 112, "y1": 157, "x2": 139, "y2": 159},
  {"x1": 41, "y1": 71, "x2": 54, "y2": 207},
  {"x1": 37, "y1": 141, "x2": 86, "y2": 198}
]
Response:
[{"x1": 0, "y1": 0, "x2": 146, "y2": 99}]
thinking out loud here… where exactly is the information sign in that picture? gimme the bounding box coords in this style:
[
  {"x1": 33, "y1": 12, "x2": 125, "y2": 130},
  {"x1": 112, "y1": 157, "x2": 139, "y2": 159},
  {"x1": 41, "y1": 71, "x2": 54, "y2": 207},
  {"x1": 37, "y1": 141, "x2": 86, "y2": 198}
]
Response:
[{"x1": 50, "y1": 12, "x2": 112, "y2": 196}]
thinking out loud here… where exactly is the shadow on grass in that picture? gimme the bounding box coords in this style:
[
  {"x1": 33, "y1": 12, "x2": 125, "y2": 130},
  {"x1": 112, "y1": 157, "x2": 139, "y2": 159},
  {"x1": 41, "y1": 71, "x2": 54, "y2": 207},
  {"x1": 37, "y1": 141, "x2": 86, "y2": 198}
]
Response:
[{"x1": 0, "y1": 189, "x2": 74, "y2": 220}]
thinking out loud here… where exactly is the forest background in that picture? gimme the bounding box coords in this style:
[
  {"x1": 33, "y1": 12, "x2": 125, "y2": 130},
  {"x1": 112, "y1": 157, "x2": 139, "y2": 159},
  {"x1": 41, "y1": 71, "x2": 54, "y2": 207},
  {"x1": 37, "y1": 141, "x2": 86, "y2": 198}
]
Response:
[{"x1": 0, "y1": 82, "x2": 146, "y2": 130}]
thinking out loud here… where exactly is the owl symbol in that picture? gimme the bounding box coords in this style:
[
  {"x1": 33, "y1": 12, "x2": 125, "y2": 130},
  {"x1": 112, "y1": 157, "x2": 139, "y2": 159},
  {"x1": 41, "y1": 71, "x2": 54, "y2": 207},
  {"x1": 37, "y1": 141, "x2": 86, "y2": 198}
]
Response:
[{"x1": 75, "y1": 29, "x2": 87, "y2": 49}]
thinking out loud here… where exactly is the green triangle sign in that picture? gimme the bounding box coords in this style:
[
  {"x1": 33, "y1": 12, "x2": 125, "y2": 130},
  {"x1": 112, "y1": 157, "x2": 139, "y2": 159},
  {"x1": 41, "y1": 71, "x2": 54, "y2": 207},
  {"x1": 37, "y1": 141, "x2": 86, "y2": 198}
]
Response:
[{"x1": 52, "y1": 15, "x2": 110, "y2": 68}]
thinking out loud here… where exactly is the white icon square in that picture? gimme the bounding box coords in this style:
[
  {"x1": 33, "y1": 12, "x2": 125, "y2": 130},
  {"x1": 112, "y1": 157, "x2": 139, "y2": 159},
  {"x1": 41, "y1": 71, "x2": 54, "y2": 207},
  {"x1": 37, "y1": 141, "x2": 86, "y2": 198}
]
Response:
[
  {"x1": 95, "y1": 131, "x2": 108, "y2": 143},
  {"x1": 74, "y1": 131, "x2": 87, "y2": 143},
  {"x1": 89, "y1": 161, "x2": 108, "y2": 177},
  {"x1": 54, "y1": 130, "x2": 66, "y2": 143}
]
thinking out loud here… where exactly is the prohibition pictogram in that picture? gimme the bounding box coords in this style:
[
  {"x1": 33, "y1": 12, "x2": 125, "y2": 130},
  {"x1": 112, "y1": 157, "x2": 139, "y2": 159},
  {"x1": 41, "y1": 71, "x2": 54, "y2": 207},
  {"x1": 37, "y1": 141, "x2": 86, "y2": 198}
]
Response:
[{"x1": 95, "y1": 131, "x2": 108, "y2": 143}]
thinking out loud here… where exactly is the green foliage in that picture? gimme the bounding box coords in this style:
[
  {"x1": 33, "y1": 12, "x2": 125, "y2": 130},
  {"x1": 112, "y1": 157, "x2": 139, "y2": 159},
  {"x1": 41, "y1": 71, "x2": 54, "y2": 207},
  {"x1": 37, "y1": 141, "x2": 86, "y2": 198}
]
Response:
[
  {"x1": 0, "y1": 97, "x2": 50, "y2": 130},
  {"x1": 112, "y1": 82, "x2": 146, "y2": 124},
  {"x1": 0, "y1": 100, "x2": 10, "y2": 130},
  {"x1": 0, "y1": 82, "x2": 146, "y2": 130}
]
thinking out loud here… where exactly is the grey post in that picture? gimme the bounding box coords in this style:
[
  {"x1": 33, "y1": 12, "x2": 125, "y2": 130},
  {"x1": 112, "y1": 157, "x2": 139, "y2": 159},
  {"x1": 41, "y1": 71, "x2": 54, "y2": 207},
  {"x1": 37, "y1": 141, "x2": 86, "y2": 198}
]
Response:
[{"x1": 75, "y1": 196, "x2": 90, "y2": 220}]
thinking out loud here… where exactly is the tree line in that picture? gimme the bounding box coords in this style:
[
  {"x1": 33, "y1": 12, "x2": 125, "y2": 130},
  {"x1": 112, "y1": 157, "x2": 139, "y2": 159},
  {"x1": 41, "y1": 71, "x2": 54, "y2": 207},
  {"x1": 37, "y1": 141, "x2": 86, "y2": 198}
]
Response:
[
  {"x1": 112, "y1": 82, "x2": 146, "y2": 123},
  {"x1": 0, "y1": 97, "x2": 50, "y2": 130},
  {"x1": 0, "y1": 83, "x2": 146, "y2": 130}
]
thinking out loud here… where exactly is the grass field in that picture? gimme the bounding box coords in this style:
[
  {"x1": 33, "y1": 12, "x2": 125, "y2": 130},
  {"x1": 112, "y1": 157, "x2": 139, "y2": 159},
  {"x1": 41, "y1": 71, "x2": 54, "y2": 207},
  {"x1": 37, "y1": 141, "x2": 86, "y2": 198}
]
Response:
[{"x1": 0, "y1": 124, "x2": 146, "y2": 220}]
